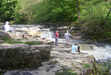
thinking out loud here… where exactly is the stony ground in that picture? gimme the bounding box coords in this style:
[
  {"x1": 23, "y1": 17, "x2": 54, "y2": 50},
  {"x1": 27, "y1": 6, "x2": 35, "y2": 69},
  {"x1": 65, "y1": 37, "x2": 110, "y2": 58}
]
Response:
[
  {"x1": 4, "y1": 42, "x2": 94, "y2": 75},
  {"x1": 2, "y1": 25, "x2": 111, "y2": 75}
]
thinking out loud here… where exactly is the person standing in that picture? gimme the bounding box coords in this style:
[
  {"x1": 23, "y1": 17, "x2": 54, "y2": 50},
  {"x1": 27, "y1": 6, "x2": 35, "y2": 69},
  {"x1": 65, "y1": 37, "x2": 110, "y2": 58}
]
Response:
[
  {"x1": 64, "y1": 30, "x2": 72, "y2": 45},
  {"x1": 55, "y1": 30, "x2": 59, "y2": 46},
  {"x1": 4, "y1": 21, "x2": 11, "y2": 32}
]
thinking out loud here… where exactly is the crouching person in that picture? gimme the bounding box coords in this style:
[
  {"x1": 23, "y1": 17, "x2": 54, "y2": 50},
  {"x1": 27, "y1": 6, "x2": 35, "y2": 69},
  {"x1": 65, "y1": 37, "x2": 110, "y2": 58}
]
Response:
[{"x1": 72, "y1": 43, "x2": 80, "y2": 54}]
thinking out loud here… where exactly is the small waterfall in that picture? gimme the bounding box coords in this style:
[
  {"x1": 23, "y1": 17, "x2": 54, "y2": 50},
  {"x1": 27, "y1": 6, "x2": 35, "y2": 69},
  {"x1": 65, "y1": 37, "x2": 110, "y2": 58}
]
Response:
[{"x1": 81, "y1": 43, "x2": 111, "y2": 62}]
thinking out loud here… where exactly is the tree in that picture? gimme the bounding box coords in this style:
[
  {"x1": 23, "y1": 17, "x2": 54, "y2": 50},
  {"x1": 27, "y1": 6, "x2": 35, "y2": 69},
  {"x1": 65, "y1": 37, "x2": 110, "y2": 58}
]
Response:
[
  {"x1": 78, "y1": 0, "x2": 111, "y2": 40},
  {"x1": 0, "y1": 0, "x2": 17, "y2": 22},
  {"x1": 33, "y1": 0, "x2": 78, "y2": 23}
]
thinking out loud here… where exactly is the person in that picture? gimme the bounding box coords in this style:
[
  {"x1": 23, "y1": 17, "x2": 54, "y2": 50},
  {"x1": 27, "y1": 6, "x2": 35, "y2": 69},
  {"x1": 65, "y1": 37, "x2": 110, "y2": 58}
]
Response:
[
  {"x1": 72, "y1": 43, "x2": 78, "y2": 53},
  {"x1": 64, "y1": 30, "x2": 72, "y2": 44},
  {"x1": 4, "y1": 21, "x2": 11, "y2": 32},
  {"x1": 77, "y1": 44, "x2": 80, "y2": 54},
  {"x1": 55, "y1": 30, "x2": 59, "y2": 46},
  {"x1": 72, "y1": 43, "x2": 80, "y2": 54}
]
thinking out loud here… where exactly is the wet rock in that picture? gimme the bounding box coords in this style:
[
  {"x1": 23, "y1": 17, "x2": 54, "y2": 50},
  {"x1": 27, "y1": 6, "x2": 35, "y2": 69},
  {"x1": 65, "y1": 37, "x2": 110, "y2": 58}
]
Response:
[
  {"x1": 4, "y1": 71, "x2": 33, "y2": 75},
  {"x1": 50, "y1": 44, "x2": 96, "y2": 75},
  {"x1": 0, "y1": 44, "x2": 51, "y2": 69},
  {"x1": 30, "y1": 45, "x2": 51, "y2": 61},
  {"x1": 0, "y1": 40, "x2": 4, "y2": 43},
  {"x1": 0, "y1": 31, "x2": 11, "y2": 40}
]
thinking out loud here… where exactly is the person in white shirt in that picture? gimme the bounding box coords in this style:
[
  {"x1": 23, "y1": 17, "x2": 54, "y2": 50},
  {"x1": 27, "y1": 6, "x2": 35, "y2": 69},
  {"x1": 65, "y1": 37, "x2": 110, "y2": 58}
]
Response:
[
  {"x1": 4, "y1": 21, "x2": 11, "y2": 32},
  {"x1": 64, "y1": 30, "x2": 71, "y2": 44}
]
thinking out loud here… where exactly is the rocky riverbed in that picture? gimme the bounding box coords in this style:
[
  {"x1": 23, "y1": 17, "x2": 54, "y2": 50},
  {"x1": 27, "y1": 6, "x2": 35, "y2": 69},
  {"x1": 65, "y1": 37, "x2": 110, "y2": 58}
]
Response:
[
  {"x1": 0, "y1": 42, "x2": 96, "y2": 75},
  {"x1": 0, "y1": 25, "x2": 111, "y2": 75}
]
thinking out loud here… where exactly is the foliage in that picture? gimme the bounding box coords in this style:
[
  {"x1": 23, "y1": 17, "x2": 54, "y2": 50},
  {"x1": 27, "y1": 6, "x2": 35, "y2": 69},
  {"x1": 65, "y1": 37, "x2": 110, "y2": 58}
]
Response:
[
  {"x1": 24, "y1": 41, "x2": 42, "y2": 45},
  {"x1": 34, "y1": 0, "x2": 78, "y2": 23},
  {"x1": 14, "y1": 0, "x2": 78, "y2": 24},
  {"x1": 0, "y1": 0, "x2": 78, "y2": 24},
  {"x1": 14, "y1": 0, "x2": 39, "y2": 24},
  {"x1": 3, "y1": 37, "x2": 42, "y2": 45},
  {"x1": 56, "y1": 69, "x2": 77, "y2": 75},
  {"x1": 77, "y1": 0, "x2": 111, "y2": 41},
  {"x1": 83, "y1": 64, "x2": 91, "y2": 69},
  {"x1": 96, "y1": 62, "x2": 111, "y2": 75},
  {"x1": 0, "y1": 0, "x2": 17, "y2": 22}
]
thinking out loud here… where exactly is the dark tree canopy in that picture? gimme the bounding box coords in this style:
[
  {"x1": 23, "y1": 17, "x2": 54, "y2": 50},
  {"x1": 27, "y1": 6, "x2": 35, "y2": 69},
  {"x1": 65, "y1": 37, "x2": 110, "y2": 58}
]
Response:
[{"x1": 0, "y1": 0, "x2": 17, "y2": 22}]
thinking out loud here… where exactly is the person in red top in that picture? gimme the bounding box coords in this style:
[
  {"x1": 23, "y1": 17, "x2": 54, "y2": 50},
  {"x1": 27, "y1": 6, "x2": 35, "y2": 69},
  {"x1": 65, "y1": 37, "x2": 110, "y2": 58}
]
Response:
[{"x1": 55, "y1": 30, "x2": 59, "y2": 46}]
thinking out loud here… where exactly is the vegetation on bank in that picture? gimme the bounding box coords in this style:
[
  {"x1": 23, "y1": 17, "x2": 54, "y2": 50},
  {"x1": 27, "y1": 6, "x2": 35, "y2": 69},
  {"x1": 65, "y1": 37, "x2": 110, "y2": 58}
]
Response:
[
  {"x1": 95, "y1": 61, "x2": 111, "y2": 75},
  {"x1": 78, "y1": 0, "x2": 111, "y2": 41},
  {"x1": 2, "y1": 36, "x2": 42, "y2": 45},
  {"x1": 56, "y1": 69, "x2": 77, "y2": 75}
]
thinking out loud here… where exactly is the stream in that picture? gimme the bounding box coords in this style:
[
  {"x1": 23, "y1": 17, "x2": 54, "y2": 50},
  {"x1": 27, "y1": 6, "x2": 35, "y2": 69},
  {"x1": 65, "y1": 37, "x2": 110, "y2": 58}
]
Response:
[
  {"x1": 58, "y1": 38, "x2": 111, "y2": 62},
  {"x1": 79, "y1": 42, "x2": 111, "y2": 62}
]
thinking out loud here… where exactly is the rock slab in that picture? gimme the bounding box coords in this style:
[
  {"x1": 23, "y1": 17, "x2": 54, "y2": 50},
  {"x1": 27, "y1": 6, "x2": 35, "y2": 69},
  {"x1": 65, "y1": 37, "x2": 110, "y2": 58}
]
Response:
[{"x1": 0, "y1": 44, "x2": 51, "y2": 69}]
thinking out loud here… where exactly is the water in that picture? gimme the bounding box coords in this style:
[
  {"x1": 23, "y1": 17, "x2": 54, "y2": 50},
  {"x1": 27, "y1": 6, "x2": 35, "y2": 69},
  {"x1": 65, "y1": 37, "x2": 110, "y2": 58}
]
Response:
[
  {"x1": 81, "y1": 43, "x2": 111, "y2": 61},
  {"x1": 58, "y1": 39, "x2": 111, "y2": 61}
]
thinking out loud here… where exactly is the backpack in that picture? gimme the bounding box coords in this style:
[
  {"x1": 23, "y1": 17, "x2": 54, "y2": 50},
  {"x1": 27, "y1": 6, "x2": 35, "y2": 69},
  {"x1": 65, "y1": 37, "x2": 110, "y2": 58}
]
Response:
[{"x1": 56, "y1": 32, "x2": 59, "y2": 38}]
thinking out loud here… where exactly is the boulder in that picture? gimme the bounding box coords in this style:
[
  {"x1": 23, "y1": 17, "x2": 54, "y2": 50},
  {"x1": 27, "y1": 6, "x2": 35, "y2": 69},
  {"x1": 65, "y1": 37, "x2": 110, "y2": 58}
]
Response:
[
  {"x1": 0, "y1": 44, "x2": 51, "y2": 69},
  {"x1": 0, "y1": 31, "x2": 11, "y2": 40},
  {"x1": 30, "y1": 45, "x2": 51, "y2": 61}
]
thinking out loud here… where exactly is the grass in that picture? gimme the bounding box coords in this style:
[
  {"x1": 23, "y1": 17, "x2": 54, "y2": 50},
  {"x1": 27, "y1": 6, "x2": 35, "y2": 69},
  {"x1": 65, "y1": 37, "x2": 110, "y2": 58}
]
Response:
[
  {"x1": 24, "y1": 41, "x2": 43, "y2": 45},
  {"x1": 2, "y1": 37, "x2": 42, "y2": 45},
  {"x1": 83, "y1": 64, "x2": 91, "y2": 69},
  {"x1": 56, "y1": 69, "x2": 77, "y2": 75}
]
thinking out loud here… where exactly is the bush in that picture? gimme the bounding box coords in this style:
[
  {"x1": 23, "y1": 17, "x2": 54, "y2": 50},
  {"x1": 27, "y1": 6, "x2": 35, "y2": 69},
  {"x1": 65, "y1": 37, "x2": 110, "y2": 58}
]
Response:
[
  {"x1": 0, "y1": 0, "x2": 17, "y2": 22},
  {"x1": 76, "y1": 1, "x2": 111, "y2": 41}
]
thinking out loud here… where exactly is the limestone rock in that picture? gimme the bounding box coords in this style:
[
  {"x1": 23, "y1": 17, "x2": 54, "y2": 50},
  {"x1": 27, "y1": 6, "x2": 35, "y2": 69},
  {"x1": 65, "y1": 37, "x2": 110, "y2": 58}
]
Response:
[
  {"x1": 0, "y1": 44, "x2": 51, "y2": 69},
  {"x1": 30, "y1": 45, "x2": 51, "y2": 61},
  {"x1": 0, "y1": 31, "x2": 11, "y2": 40},
  {"x1": 2, "y1": 25, "x2": 54, "y2": 42}
]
